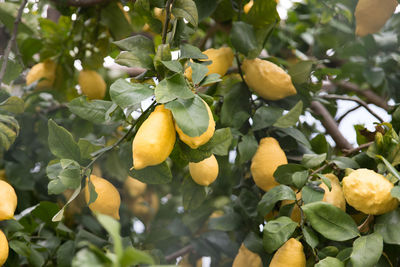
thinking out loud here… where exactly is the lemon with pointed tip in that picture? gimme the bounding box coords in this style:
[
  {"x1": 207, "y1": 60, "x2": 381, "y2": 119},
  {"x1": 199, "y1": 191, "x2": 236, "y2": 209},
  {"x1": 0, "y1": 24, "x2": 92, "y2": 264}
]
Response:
[
  {"x1": 0, "y1": 180, "x2": 17, "y2": 221},
  {"x1": 342, "y1": 169, "x2": 398, "y2": 215},
  {"x1": 184, "y1": 47, "x2": 234, "y2": 81},
  {"x1": 175, "y1": 98, "x2": 215, "y2": 149},
  {"x1": 251, "y1": 137, "x2": 288, "y2": 191},
  {"x1": 124, "y1": 176, "x2": 147, "y2": 198},
  {"x1": 79, "y1": 70, "x2": 107, "y2": 100},
  {"x1": 242, "y1": 58, "x2": 297, "y2": 101},
  {"x1": 0, "y1": 230, "x2": 9, "y2": 266},
  {"x1": 189, "y1": 154, "x2": 219, "y2": 186},
  {"x1": 26, "y1": 59, "x2": 56, "y2": 89},
  {"x1": 84, "y1": 175, "x2": 121, "y2": 220},
  {"x1": 270, "y1": 238, "x2": 306, "y2": 267},
  {"x1": 355, "y1": 0, "x2": 398, "y2": 36},
  {"x1": 132, "y1": 105, "x2": 176, "y2": 170},
  {"x1": 233, "y1": 243, "x2": 262, "y2": 267},
  {"x1": 319, "y1": 173, "x2": 346, "y2": 211}
]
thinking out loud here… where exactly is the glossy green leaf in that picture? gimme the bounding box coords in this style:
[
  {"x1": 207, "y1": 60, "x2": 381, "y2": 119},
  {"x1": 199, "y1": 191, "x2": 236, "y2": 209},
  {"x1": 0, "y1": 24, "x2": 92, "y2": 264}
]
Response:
[
  {"x1": 68, "y1": 97, "x2": 115, "y2": 124},
  {"x1": 155, "y1": 73, "x2": 194, "y2": 103},
  {"x1": 302, "y1": 183, "x2": 324, "y2": 204},
  {"x1": 263, "y1": 216, "x2": 298, "y2": 253},
  {"x1": 252, "y1": 105, "x2": 283, "y2": 131},
  {"x1": 172, "y1": 0, "x2": 198, "y2": 27},
  {"x1": 110, "y1": 79, "x2": 154, "y2": 110},
  {"x1": 273, "y1": 101, "x2": 303, "y2": 128},
  {"x1": 257, "y1": 185, "x2": 296, "y2": 216},
  {"x1": 48, "y1": 119, "x2": 81, "y2": 162},
  {"x1": 230, "y1": 21, "x2": 258, "y2": 58},
  {"x1": 274, "y1": 164, "x2": 307, "y2": 185},
  {"x1": 374, "y1": 208, "x2": 400, "y2": 244},
  {"x1": 350, "y1": 233, "x2": 383, "y2": 267},
  {"x1": 332, "y1": 157, "x2": 360, "y2": 169},
  {"x1": 302, "y1": 153, "x2": 327, "y2": 168},
  {"x1": 303, "y1": 226, "x2": 319, "y2": 249},
  {"x1": 315, "y1": 257, "x2": 344, "y2": 267}
]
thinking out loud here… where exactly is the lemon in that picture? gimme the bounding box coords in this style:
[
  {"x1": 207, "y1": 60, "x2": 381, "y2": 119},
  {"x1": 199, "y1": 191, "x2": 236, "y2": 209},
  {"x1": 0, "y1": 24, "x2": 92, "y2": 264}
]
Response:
[
  {"x1": 281, "y1": 192, "x2": 302, "y2": 224},
  {"x1": 251, "y1": 137, "x2": 288, "y2": 191},
  {"x1": 26, "y1": 59, "x2": 56, "y2": 89},
  {"x1": 128, "y1": 192, "x2": 159, "y2": 222},
  {"x1": 84, "y1": 175, "x2": 121, "y2": 220},
  {"x1": 269, "y1": 238, "x2": 306, "y2": 267},
  {"x1": 342, "y1": 169, "x2": 398, "y2": 215},
  {"x1": 124, "y1": 176, "x2": 147, "y2": 198},
  {"x1": 132, "y1": 105, "x2": 176, "y2": 170},
  {"x1": 0, "y1": 170, "x2": 6, "y2": 181},
  {"x1": 319, "y1": 173, "x2": 346, "y2": 211},
  {"x1": 184, "y1": 47, "x2": 234, "y2": 81},
  {"x1": 233, "y1": 243, "x2": 262, "y2": 267},
  {"x1": 0, "y1": 180, "x2": 17, "y2": 221},
  {"x1": 78, "y1": 70, "x2": 107, "y2": 100},
  {"x1": 175, "y1": 98, "x2": 215, "y2": 149},
  {"x1": 0, "y1": 230, "x2": 8, "y2": 266},
  {"x1": 244, "y1": 0, "x2": 254, "y2": 14},
  {"x1": 355, "y1": 0, "x2": 398, "y2": 36},
  {"x1": 242, "y1": 58, "x2": 297, "y2": 101},
  {"x1": 189, "y1": 154, "x2": 219, "y2": 186}
]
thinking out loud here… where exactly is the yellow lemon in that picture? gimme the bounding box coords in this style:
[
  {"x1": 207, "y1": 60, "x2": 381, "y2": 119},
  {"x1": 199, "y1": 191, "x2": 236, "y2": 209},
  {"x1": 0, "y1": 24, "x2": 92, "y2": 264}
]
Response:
[
  {"x1": 242, "y1": 58, "x2": 297, "y2": 101},
  {"x1": 281, "y1": 192, "x2": 302, "y2": 224},
  {"x1": 128, "y1": 192, "x2": 159, "y2": 222},
  {"x1": 189, "y1": 154, "x2": 219, "y2": 186},
  {"x1": 233, "y1": 243, "x2": 262, "y2": 267},
  {"x1": 84, "y1": 175, "x2": 121, "y2": 220},
  {"x1": 342, "y1": 169, "x2": 398, "y2": 215},
  {"x1": 184, "y1": 47, "x2": 234, "y2": 81},
  {"x1": 319, "y1": 173, "x2": 346, "y2": 211},
  {"x1": 0, "y1": 180, "x2": 17, "y2": 221},
  {"x1": 244, "y1": 0, "x2": 254, "y2": 14},
  {"x1": 132, "y1": 105, "x2": 176, "y2": 170},
  {"x1": 0, "y1": 230, "x2": 9, "y2": 266},
  {"x1": 355, "y1": 0, "x2": 398, "y2": 36},
  {"x1": 250, "y1": 137, "x2": 288, "y2": 191},
  {"x1": 26, "y1": 59, "x2": 56, "y2": 89},
  {"x1": 124, "y1": 176, "x2": 147, "y2": 198},
  {"x1": 78, "y1": 70, "x2": 107, "y2": 100},
  {"x1": 270, "y1": 238, "x2": 306, "y2": 267},
  {"x1": 175, "y1": 98, "x2": 215, "y2": 149}
]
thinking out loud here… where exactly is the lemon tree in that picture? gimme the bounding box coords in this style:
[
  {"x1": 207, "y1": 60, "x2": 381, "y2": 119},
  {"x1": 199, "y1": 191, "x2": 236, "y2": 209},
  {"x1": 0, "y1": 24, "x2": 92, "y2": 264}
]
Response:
[{"x1": 1, "y1": 0, "x2": 400, "y2": 266}]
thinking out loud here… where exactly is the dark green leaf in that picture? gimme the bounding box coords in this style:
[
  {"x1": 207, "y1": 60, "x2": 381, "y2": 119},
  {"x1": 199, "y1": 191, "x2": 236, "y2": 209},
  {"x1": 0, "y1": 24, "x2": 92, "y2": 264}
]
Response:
[
  {"x1": 130, "y1": 161, "x2": 172, "y2": 184},
  {"x1": 302, "y1": 202, "x2": 359, "y2": 241},
  {"x1": 303, "y1": 226, "x2": 319, "y2": 249},
  {"x1": 331, "y1": 157, "x2": 360, "y2": 169},
  {"x1": 155, "y1": 73, "x2": 194, "y2": 103},
  {"x1": 288, "y1": 61, "x2": 314, "y2": 84},
  {"x1": 245, "y1": 0, "x2": 280, "y2": 27},
  {"x1": 263, "y1": 216, "x2": 298, "y2": 253},
  {"x1": 172, "y1": 0, "x2": 198, "y2": 27},
  {"x1": 162, "y1": 60, "x2": 184, "y2": 73},
  {"x1": 230, "y1": 21, "x2": 259, "y2": 58},
  {"x1": 59, "y1": 162, "x2": 81, "y2": 189},
  {"x1": 292, "y1": 170, "x2": 309, "y2": 189},
  {"x1": 199, "y1": 73, "x2": 222, "y2": 86},
  {"x1": 273, "y1": 101, "x2": 303, "y2": 128},
  {"x1": 188, "y1": 61, "x2": 209, "y2": 85},
  {"x1": 68, "y1": 97, "x2": 115, "y2": 124},
  {"x1": 120, "y1": 247, "x2": 154, "y2": 267},
  {"x1": 220, "y1": 82, "x2": 251, "y2": 129},
  {"x1": 208, "y1": 212, "x2": 242, "y2": 231},
  {"x1": 350, "y1": 233, "x2": 383, "y2": 267},
  {"x1": 180, "y1": 44, "x2": 208, "y2": 59},
  {"x1": 193, "y1": 0, "x2": 218, "y2": 21},
  {"x1": 78, "y1": 139, "x2": 104, "y2": 160},
  {"x1": 115, "y1": 51, "x2": 155, "y2": 70},
  {"x1": 48, "y1": 120, "x2": 81, "y2": 162},
  {"x1": 110, "y1": 79, "x2": 154, "y2": 110},
  {"x1": 182, "y1": 177, "x2": 207, "y2": 210},
  {"x1": 302, "y1": 153, "x2": 327, "y2": 169},
  {"x1": 274, "y1": 164, "x2": 307, "y2": 185},
  {"x1": 257, "y1": 185, "x2": 296, "y2": 216},
  {"x1": 200, "y1": 127, "x2": 232, "y2": 156},
  {"x1": 0, "y1": 96, "x2": 24, "y2": 114},
  {"x1": 238, "y1": 134, "x2": 258, "y2": 164},
  {"x1": 48, "y1": 179, "x2": 67, "y2": 195},
  {"x1": 302, "y1": 183, "x2": 324, "y2": 204},
  {"x1": 252, "y1": 106, "x2": 283, "y2": 131},
  {"x1": 57, "y1": 241, "x2": 75, "y2": 267},
  {"x1": 374, "y1": 208, "x2": 400, "y2": 245},
  {"x1": 0, "y1": 58, "x2": 22, "y2": 85}
]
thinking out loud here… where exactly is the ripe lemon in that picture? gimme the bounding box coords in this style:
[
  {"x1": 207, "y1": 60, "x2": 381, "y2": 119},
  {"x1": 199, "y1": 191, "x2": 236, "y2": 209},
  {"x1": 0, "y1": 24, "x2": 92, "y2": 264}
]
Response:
[
  {"x1": 250, "y1": 137, "x2": 287, "y2": 191},
  {"x1": 189, "y1": 154, "x2": 219, "y2": 186},
  {"x1": 281, "y1": 192, "x2": 302, "y2": 224},
  {"x1": 26, "y1": 59, "x2": 56, "y2": 89},
  {"x1": 342, "y1": 169, "x2": 398, "y2": 215},
  {"x1": 0, "y1": 180, "x2": 17, "y2": 221},
  {"x1": 124, "y1": 176, "x2": 147, "y2": 198},
  {"x1": 355, "y1": 0, "x2": 398, "y2": 36},
  {"x1": 0, "y1": 230, "x2": 8, "y2": 266},
  {"x1": 84, "y1": 175, "x2": 121, "y2": 220},
  {"x1": 184, "y1": 47, "x2": 234, "y2": 81},
  {"x1": 270, "y1": 238, "x2": 306, "y2": 267},
  {"x1": 128, "y1": 192, "x2": 159, "y2": 223},
  {"x1": 233, "y1": 243, "x2": 262, "y2": 267},
  {"x1": 244, "y1": 0, "x2": 254, "y2": 14},
  {"x1": 319, "y1": 173, "x2": 346, "y2": 211},
  {"x1": 78, "y1": 70, "x2": 107, "y2": 100},
  {"x1": 175, "y1": 98, "x2": 215, "y2": 149},
  {"x1": 242, "y1": 58, "x2": 297, "y2": 101},
  {"x1": 132, "y1": 105, "x2": 176, "y2": 170}
]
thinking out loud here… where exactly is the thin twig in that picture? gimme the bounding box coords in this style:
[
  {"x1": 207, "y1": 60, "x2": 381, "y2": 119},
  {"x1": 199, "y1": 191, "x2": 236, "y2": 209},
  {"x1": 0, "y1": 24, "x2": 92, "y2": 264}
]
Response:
[
  {"x1": 336, "y1": 104, "x2": 361, "y2": 124},
  {"x1": 165, "y1": 244, "x2": 193, "y2": 262},
  {"x1": 162, "y1": 0, "x2": 174, "y2": 45},
  {"x1": 320, "y1": 94, "x2": 385, "y2": 123},
  {"x1": 342, "y1": 141, "x2": 374, "y2": 156},
  {"x1": 0, "y1": 0, "x2": 28, "y2": 85},
  {"x1": 358, "y1": 214, "x2": 373, "y2": 232}
]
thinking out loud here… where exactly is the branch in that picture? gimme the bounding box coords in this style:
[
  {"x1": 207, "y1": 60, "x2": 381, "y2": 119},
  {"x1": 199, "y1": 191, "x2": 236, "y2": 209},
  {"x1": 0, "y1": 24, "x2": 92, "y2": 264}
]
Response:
[
  {"x1": 310, "y1": 101, "x2": 353, "y2": 150},
  {"x1": 358, "y1": 214, "x2": 373, "y2": 232},
  {"x1": 336, "y1": 104, "x2": 361, "y2": 124},
  {"x1": 0, "y1": 0, "x2": 27, "y2": 86},
  {"x1": 342, "y1": 141, "x2": 374, "y2": 156},
  {"x1": 162, "y1": 0, "x2": 174, "y2": 45},
  {"x1": 320, "y1": 94, "x2": 385, "y2": 123},
  {"x1": 56, "y1": 0, "x2": 113, "y2": 7},
  {"x1": 165, "y1": 244, "x2": 193, "y2": 262}
]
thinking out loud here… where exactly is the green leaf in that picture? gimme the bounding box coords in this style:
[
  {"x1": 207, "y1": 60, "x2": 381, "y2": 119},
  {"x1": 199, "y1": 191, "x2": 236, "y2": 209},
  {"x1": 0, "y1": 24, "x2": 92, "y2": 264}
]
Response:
[
  {"x1": 87, "y1": 178, "x2": 98, "y2": 205},
  {"x1": 110, "y1": 79, "x2": 154, "y2": 110},
  {"x1": 350, "y1": 233, "x2": 383, "y2": 267},
  {"x1": 162, "y1": 60, "x2": 184, "y2": 73},
  {"x1": 120, "y1": 247, "x2": 154, "y2": 267},
  {"x1": 230, "y1": 22, "x2": 259, "y2": 58},
  {"x1": 115, "y1": 51, "x2": 154, "y2": 70},
  {"x1": 274, "y1": 164, "x2": 307, "y2": 185},
  {"x1": 331, "y1": 157, "x2": 360, "y2": 169},
  {"x1": 288, "y1": 61, "x2": 314, "y2": 84},
  {"x1": 57, "y1": 241, "x2": 75, "y2": 267},
  {"x1": 257, "y1": 185, "x2": 296, "y2": 216},
  {"x1": 302, "y1": 153, "x2": 327, "y2": 168},
  {"x1": 263, "y1": 216, "x2": 298, "y2": 253},
  {"x1": 302, "y1": 183, "x2": 324, "y2": 204},
  {"x1": 130, "y1": 161, "x2": 172, "y2": 184},
  {"x1": 58, "y1": 161, "x2": 81, "y2": 189},
  {"x1": 273, "y1": 101, "x2": 303, "y2": 128},
  {"x1": 315, "y1": 257, "x2": 344, "y2": 267},
  {"x1": 48, "y1": 179, "x2": 67, "y2": 195},
  {"x1": 100, "y1": 1, "x2": 132, "y2": 40},
  {"x1": 0, "y1": 96, "x2": 24, "y2": 114},
  {"x1": 374, "y1": 208, "x2": 400, "y2": 245},
  {"x1": 113, "y1": 34, "x2": 154, "y2": 53},
  {"x1": 391, "y1": 186, "x2": 400, "y2": 200},
  {"x1": 52, "y1": 185, "x2": 82, "y2": 222},
  {"x1": 220, "y1": 82, "x2": 251, "y2": 129},
  {"x1": 172, "y1": 0, "x2": 198, "y2": 27},
  {"x1": 47, "y1": 162, "x2": 63, "y2": 180},
  {"x1": 252, "y1": 106, "x2": 283, "y2": 131},
  {"x1": 238, "y1": 134, "x2": 258, "y2": 164},
  {"x1": 165, "y1": 95, "x2": 209, "y2": 137},
  {"x1": 96, "y1": 214, "x2": 123, "y2": 258},
  {"x1": 48, "y1": 119, "x2": 81, "y2": 162},
  {"x1": 376, "y1": 155, "x2": 400, "y2": 182},
  {"x1": 155, "y1": 73, "x2": 194, "y2": 103},
  {"x1": 302, "y1": 202, "x2": 359, "y2": 241},
  {"x1": 363, "y1": 67, "x2": 385, "y2": 88},
  {"x1": 276, "y1": 127, "x2": 311, "y2": 149},
  {"x1": 182, "y1": 177, "x2": 207, "y2": 210},
  {"x1": 208, "y1": 212, "x2": 242, "y2": 231},
  {"x1": 188, "y1": 61, "x2": 209, "y2": 85},
  {"x1": 68, "y1": 97, "x2": 115, "y2": 124},
  {"x1": 180, "y1": 44, "x2": 208, "y2": 59},
  {"x1": 199, "y1": 73, "x2": 222, "y2": 86},
  {"x1": 0, "y1": 57, "x2": 22, "y2": 85},
  {"x1": 292, "y1": 170, "x2": 309, "y2": 189},
  {"x1": 199, "y1": 127, "x2": 232, "y2": 156},
  {"x1": 78, "y1": 139, "x2": 104, "y2": 160},
  {"x1": 303, "y1": 226, "x2": 319, "y2": 249},
  {"x1": 0, "y1": 114, "x2": 19, "y2": 151},
  {"x1": 245, "y1": 0, "x2": 280, "y2": 27},
  {"x1": 193, "y1": 0, "x2": 218, "y2": 21}
]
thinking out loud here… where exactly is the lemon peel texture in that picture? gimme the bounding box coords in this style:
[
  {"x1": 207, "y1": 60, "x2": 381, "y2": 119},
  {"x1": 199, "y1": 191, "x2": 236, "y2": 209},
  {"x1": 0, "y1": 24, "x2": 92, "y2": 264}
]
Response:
[
  {"x1": 0, "y1": 180, "x2": 17, "y2": 221},
  {"x1": 0, "y1": 230, "x2": 8, "y2": 266},
  {"x1": 233, "y1": 243, "x2": 262, "y2": 267},
  {"x1": 79, "y1": 70, "x2": 107, "y2": 100},
  {"x1": 26, "y1": 60, "x2": 56, "y2": 89},
  {"x1": 189, "y1": 154, "x2": 219, "y2": 186},
  {"x1": 270, "y1": 238, "x2": 306, "y2": 267},
  {"x1": 320, "y1": 173, "x2": 346, "y2": 211}
]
